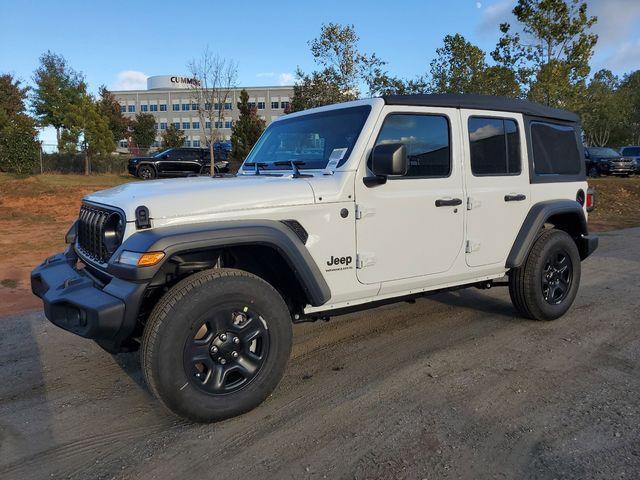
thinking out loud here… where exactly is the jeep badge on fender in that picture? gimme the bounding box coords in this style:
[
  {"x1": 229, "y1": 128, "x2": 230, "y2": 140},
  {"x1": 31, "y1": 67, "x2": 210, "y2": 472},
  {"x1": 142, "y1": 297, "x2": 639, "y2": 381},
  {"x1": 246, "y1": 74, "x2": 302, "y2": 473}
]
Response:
[{"x1": 31, "y1": 94, "x2": 597, "y2": 423}]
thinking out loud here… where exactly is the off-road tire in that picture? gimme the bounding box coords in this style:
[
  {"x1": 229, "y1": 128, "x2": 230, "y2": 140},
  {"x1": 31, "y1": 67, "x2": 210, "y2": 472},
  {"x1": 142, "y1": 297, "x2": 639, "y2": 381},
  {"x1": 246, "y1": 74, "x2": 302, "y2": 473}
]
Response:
[
  {"x1": 141, "y1": 268, "x2": 292, "y2": 422},
  {"x1": 509, "y1": 229, "x2": 581, "y2": 321},
  {"x1": 137, "y1": 164, "x2": 156, "y2": 180}
]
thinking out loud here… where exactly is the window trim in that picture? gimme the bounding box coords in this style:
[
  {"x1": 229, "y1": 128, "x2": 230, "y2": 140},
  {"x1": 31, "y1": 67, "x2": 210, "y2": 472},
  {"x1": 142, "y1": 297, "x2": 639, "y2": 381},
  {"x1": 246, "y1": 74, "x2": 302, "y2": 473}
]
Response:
[
  {"x1": 524, "y1": 116, "x2": 585, "y2": 184},
  {"x1": 372, "y1": 112, "x2": 453, "y2": 180},
  {"x1": 468, "y1": 115, "x2": 522, "y2": 178}
]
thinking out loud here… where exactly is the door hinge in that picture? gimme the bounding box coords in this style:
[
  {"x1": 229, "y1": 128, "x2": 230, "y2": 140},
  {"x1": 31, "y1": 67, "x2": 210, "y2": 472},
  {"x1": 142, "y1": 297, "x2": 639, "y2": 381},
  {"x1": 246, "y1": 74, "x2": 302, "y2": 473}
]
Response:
[
  {"x1": 356, "y1": 252, "x2": 376, "y2": 269},
  {"x1": 355, "y1": 204, "x2": 376, "y2": 220},
  {"x1": 465, "y1": 240, "x2": 481, "y2": 253},
  {"x1": 467, "y1": 197, "x2": 481, "y2": 210}
]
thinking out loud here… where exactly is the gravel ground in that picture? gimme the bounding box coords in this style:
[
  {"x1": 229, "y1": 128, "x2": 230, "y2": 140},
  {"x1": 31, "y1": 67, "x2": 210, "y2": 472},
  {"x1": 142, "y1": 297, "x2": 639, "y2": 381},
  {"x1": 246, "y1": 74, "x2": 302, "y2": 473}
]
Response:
[{"x1": 1, "y1": 228, "x2": 639, "y2": 480}]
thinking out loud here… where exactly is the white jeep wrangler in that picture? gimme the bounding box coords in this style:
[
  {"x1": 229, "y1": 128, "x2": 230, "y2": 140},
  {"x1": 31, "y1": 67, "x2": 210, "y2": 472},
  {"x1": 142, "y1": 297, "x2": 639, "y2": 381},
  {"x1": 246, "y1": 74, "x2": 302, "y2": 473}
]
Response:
[{"x1": 32, "y1": 94, "x2": 598, "y2": 422}]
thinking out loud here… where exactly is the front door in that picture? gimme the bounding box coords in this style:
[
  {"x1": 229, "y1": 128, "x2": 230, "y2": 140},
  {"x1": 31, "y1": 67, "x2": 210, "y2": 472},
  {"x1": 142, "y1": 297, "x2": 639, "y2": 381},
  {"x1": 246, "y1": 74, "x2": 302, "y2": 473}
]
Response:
[
  {"x1": 461, "y1": 111, "x2": 531, "y2": 267},
  {"x1": 355, "y1": 107, "x2": 465, "y2": 285}
]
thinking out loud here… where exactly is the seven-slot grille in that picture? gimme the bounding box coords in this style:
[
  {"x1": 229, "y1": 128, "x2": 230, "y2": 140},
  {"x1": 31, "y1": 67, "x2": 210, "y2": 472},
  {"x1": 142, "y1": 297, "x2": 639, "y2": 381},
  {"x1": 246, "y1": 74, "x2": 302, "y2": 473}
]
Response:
[{"x1": 77, "y1": 204, "x2": 121, "y2": 263}]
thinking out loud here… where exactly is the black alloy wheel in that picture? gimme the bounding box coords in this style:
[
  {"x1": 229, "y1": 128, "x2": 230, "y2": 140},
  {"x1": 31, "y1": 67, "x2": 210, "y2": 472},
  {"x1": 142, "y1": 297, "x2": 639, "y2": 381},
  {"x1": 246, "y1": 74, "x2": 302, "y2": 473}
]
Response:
[
  {"x1": 138, "y1": 165, "x2": 156, "y2": 180},
  {"x1": 184, "y1": 307, "x2": 270, "y2": 394},
  {"x1": 541, "y1": 249, "x2": 573, "y2": 305}
]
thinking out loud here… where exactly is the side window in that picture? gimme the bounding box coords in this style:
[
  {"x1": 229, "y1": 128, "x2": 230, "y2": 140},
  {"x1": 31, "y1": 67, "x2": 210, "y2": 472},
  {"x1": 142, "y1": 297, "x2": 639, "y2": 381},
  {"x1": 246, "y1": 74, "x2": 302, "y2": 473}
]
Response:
[
  {"x1": 530, "y1": 121, "x2": 581, "y2": 175},
  {"x1": 468, "y1": 117, "x2": 521, "y2": 176},
  {"x1": 374, "y1": 114, "x2": 450, "y2": 178}
]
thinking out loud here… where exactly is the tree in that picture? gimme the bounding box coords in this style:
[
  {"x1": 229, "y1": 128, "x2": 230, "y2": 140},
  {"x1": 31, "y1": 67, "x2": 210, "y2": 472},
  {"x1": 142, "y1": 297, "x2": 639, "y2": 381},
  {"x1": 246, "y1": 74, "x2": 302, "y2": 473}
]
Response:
[
  {"x1": 130, "y1": 113, "x2": 157, "y2": 154},
  {"x1": 292, "y1": 23, "x2": 385, "y2": 111},
  {"x1": 580, "y1": 70, "x2": 624, "y2": 146},
  {"x1": 59, "y1": 93, "x2": 114, "y2": 175},
  {"x1": 231, "y1": 89, "x2": 265, "y2": 161},
  {"x1": 97, "y1": 86, "x2": 129, "y2": 143},
  {"x1": 492, "y1": 0, "x2": 597, "y2": 109},
  {"x1": 0, "y1": 74, "x2": 39, "y2": 174},
  {"x1": 32, "y1": 51, "x2": 85, "y2": 146},
  {"x1": 161, "y1": 124, "x2": 185, "y2": 149},
  {"x1": 616, "y1": 71, "x2": 640, "y2": 146},
  {"x1": 187, "y1": 47, "x2": 238, "y2": 176}
]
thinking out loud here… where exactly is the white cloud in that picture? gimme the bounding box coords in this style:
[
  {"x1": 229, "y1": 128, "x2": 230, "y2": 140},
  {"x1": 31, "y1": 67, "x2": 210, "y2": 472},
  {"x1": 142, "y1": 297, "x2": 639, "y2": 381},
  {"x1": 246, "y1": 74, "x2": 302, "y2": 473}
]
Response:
[
  {"x1": 112, "y1": 70, "x2": 148, "y2": 90},
  {"x1": 476, "y1": 2, "x2": 482, "y2": 9},
  {"x1": 470, "y1": 124, "x2": 502, "y2": 141},
  {"x1": 278, "y1": 72, "x2": 295, "y2": 85},
  {"x1": 478, "y1": 0, "x2": 514, "y2": 35}
]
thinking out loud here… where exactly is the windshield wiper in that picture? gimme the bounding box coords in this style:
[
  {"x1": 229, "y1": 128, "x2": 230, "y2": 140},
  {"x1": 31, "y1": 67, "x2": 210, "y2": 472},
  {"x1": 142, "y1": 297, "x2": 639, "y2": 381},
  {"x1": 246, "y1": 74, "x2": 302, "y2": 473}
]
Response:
[
  {"x1": 274, "y1": 160, "x2": 312, "y2": 178},
  {"x1": 244, "y1": 162, "x2": 269, "y2": 175}
]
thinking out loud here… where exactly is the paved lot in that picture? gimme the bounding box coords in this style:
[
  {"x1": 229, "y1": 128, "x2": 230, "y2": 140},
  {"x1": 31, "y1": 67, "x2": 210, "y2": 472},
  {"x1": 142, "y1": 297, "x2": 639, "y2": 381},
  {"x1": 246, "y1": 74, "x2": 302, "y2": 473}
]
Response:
[{"x1": 1, "y1": 228, "x2": 639, "y2": 480}]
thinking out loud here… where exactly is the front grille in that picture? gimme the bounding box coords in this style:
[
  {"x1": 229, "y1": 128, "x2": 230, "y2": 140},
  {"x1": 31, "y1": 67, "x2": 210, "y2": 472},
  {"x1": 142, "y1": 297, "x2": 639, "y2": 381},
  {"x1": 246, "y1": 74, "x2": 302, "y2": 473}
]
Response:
[{"x1": 77, "y1": 203, "x2": 122, "y2": 264}]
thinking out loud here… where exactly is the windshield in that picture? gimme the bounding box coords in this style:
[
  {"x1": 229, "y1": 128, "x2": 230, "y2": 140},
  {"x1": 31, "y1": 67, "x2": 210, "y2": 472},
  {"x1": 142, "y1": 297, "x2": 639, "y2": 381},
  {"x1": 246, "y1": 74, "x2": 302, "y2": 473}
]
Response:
[
  {"x1": 153, "y1": 149, "x2": 171, "y2": 158},
  {"x1": 588, "y1": 147, "x2": 620, "y2": 158},
  {"x1": 243, "y1": 105, "x2": 371, "y2": 171}
]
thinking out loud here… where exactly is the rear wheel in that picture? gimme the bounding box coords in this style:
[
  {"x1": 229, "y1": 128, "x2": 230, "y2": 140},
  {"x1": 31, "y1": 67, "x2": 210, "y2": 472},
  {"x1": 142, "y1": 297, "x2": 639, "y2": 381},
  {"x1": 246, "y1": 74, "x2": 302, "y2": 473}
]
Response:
[
  {"x1": 509, "y1": 229, "x2": 581, "y2": 321},
  {"x1": 137, "y1": 164, "x2": 156, "y2": 180},
  {"x1": 588, "y1": 166, "x2": 599, "y2": 178},
  {"x1": 141, "y1": 268, "x2": 292, "y2": 422}
]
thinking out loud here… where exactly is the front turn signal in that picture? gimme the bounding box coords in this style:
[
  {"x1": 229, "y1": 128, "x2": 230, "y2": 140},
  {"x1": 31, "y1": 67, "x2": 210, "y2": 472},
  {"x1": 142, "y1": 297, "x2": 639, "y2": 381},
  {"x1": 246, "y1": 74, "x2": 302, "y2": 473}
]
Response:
[{"x1": 118, "y1": 250, "x2": 165, "y2": 267}]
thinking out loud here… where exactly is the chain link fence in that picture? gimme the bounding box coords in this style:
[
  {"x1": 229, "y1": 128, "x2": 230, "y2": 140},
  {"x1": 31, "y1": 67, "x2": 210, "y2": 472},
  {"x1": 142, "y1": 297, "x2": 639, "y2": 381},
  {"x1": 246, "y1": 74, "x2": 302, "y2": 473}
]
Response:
[{"x1": 38, "y1": 144, "x2": 132, "y2": 175}]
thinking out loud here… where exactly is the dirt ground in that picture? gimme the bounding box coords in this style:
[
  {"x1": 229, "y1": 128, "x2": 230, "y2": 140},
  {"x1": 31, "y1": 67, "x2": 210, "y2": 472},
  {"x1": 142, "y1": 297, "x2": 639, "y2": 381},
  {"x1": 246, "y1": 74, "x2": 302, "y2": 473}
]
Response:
[{"x1": 0, "y1": 228, "x2": 638, "y2": 480}]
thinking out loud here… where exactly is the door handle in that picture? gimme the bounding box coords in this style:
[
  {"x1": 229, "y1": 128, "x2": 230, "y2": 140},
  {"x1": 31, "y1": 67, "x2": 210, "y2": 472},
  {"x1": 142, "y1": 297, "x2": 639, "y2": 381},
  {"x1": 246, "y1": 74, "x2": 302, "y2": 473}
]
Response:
[
  {"x1": 504, "y1": 193, "x2": 526, "y2": 202},
  {"x1": 435, "y1": 198, "x2": 463, "y2": 207}
]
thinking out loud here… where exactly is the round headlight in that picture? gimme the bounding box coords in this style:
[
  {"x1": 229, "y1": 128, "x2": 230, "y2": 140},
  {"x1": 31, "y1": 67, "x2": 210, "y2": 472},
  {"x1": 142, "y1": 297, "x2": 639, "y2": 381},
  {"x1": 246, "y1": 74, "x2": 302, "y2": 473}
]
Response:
[{"x1": 103, "y1": 213, "x2": 125, "y2": 254}]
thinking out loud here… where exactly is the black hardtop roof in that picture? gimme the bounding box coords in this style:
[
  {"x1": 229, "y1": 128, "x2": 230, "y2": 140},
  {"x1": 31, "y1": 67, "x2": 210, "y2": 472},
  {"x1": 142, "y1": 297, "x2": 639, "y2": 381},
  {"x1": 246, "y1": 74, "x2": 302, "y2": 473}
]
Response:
[{"x1": 382, "y1": 94, "x2": 579, "y2": 123}]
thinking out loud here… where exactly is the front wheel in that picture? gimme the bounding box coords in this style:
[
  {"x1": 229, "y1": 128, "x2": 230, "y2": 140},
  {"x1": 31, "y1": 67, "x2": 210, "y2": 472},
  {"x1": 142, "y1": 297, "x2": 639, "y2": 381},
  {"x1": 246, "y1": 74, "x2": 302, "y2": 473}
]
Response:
[
  {"x1": 141, "y1": 268, "x2": 293, "y2": 422},
  {"x1": 137, "y1": 164, "x2": 156, "y2": 180},
  {"x1": 509, "y1": 229, "x2": 581, "y2": 321}
]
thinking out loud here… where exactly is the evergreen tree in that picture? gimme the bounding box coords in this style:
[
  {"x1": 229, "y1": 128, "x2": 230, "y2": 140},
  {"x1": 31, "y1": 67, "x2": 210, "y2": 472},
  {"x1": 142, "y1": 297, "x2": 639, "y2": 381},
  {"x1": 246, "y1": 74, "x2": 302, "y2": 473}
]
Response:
[
  {"x1": 131, "y1": 113, "x2": 157, "y2": 153},
  {"x1": 231, "y1": 89, "x2": 265, "y2": 161},
  {"x1": 97, "y1": 86, "x2": 129, "y2": 143}
]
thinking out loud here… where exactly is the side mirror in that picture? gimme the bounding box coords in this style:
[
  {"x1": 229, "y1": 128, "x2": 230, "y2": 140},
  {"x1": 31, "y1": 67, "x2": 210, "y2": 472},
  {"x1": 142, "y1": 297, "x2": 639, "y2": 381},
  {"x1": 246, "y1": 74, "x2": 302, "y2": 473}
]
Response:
[{"x1": 364, "y1": 143, "x2": 407, "y2": 187}]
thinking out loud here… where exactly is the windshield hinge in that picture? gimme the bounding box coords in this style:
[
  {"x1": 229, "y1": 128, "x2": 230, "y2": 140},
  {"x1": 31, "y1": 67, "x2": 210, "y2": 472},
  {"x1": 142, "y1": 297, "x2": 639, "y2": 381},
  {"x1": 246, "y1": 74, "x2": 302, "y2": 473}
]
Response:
[{"x1": 356, "y1": 252, "x2": 376, "y2": 269}]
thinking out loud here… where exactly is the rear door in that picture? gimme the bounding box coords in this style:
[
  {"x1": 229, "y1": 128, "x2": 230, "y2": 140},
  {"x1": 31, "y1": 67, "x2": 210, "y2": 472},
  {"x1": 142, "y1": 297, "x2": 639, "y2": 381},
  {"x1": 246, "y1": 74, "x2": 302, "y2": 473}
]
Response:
[
  {"x1": 462, "y1": 111, "x2": 530, "y2": 267},
  {"x1": 354, "y1": 106, "x2": 465, "y2": 284}
]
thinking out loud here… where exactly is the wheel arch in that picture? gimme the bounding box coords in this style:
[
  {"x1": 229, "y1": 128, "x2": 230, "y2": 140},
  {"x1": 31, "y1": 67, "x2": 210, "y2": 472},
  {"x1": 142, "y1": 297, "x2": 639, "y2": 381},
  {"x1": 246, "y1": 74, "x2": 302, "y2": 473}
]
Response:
[
  {"x1": 107, "y1": 220, "x2": 331, "y2": 310},
  {"x1": 506, "y1": 200, "x2": 590, "y2": 268}
]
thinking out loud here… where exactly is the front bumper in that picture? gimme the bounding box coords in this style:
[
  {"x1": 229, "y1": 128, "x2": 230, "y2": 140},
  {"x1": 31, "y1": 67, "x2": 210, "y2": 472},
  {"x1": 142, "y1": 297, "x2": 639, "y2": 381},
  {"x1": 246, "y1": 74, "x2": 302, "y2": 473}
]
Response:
[{"x1": 31, "y1": 247, "x2": 146, "y2": 352}]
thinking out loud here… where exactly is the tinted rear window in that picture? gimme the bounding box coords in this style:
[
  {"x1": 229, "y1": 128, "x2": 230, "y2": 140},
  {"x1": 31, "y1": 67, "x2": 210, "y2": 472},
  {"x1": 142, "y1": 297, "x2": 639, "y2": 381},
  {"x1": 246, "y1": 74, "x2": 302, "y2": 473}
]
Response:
[
  {"x1": 530, "y1": 122, "x2": 581, "y2": 175},
  {"x1": 622, "y1": 147, "x2": 640, "y2": 156}
]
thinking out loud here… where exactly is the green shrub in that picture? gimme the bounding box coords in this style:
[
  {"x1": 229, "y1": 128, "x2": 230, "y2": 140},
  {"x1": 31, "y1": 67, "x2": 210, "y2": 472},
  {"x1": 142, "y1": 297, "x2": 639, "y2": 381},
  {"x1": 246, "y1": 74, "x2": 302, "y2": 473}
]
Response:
[{"x1": 0, "y1": 114, "x2": 39, "y2": 175}]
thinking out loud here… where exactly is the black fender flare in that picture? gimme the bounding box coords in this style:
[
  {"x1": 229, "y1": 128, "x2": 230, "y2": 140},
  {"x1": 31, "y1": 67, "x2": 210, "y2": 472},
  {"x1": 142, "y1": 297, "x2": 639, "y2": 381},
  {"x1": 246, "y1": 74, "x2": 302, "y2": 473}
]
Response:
[
  {"x1": 107, "y1": 219, "x2": 331, "y2": 307},
  {"x1": 135, "y1": 161, "x2": 157, "y2": 173},
  {"x1": 506, "y1": 200, "x2": 591, "y2": 268}
]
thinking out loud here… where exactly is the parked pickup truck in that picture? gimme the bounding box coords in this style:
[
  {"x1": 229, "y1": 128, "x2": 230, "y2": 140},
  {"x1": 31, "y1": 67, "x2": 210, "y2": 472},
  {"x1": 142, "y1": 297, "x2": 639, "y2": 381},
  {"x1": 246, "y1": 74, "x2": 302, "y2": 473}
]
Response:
[{"x1": 32, "y1": 94, "x2": 597, "y2": 422}]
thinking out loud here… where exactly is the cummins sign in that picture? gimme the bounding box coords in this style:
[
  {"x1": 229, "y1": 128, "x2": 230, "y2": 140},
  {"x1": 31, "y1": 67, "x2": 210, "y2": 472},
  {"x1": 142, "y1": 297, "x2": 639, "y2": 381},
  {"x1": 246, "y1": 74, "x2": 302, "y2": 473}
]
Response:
[{"x1": 147, "y1": 75, "x2": 201, "y2": 90}]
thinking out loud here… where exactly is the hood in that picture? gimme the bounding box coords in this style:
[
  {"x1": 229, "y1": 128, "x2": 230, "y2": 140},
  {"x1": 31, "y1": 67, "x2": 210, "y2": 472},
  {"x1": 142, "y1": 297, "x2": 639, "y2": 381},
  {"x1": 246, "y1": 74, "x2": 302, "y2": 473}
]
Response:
[{"x1": 84, "y1": 175, "x2": 316, "y2": 221}]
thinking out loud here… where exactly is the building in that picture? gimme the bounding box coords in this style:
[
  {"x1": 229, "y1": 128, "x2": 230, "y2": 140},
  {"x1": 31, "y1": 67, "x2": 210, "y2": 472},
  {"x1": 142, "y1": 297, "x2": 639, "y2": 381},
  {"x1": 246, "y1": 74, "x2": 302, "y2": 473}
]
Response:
[{"x1": 112, "y1": 75, "x2": 294, "y2": 151}]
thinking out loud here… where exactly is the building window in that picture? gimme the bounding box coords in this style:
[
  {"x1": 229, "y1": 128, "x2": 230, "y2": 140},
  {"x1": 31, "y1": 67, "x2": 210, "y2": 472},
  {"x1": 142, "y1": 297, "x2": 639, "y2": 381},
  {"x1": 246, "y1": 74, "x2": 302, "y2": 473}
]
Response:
[
  {"x1": 214, "y1": 103, "x2": 221, "y2": 110},
  {"x1": 150, "y1": 104, "x2": 158, "y2": 112},
  {"x1": 271, "y1": 101, "x2": 279, "y2": 109},
  {"x1": 468, "y1": 117, "x2": 521, "y2": 176},
  {"x1": 141, "y1": 104, "x2": 148, "y2": 112},
  {"x1": 119, "y1": 140, "x2": 128, "y2": 148},
  {"x1": 172, "y1": 104, "x2": 180, "y2": 111},
  {"x1": 184, "y1": 140, "x2": 191, "y2": 147},
  {"x1": 214, "y1": 121, "x2": 223, "y2": 128},
  {"x1": 204, "y1": 102, "x2": 211, "y2": 110},
  {"x1": 182, "y1": 103, "x2": 190, "y2": 111},
  {"x1": 192, "y1": 103, "x2": 199, "y2": 110},
  {"x1": 182, "y1": 122, "x2": 190, "y2": 129},
  {"x1": 160, "y1": 104, "x2": 167, "y2": 111},
  {"x1": 120, "y1": 105, "x2": 126, "y2": 113},
  {"x1": 160, "y1": 122, "x2": 167, "y2": 130},
  {"x1": 127, "y1": 105, "x2": 135, "y2": 113},
  {"x1": 193, "y1": 140, "x2": 200, "y2": 147},
  {"x1": 257, "y1": 101, "x2": 265, "y2": 110},
  {"x1": 154, "y1": 123, "x2": 158, "y2": 130},
  {"x1": 172, "y1": 122, "x2": 180, "y2": 129},
  {"x1": 192, "y1": 121, "x2": 200, "y2": 129},
  {"x1": 248, "y1": 102, "x2": 256, "y2": 109},
  {"x1": 280, "y1": 101, "x2": 290, "y2": 110},
  {"x1": 224, "y1": 121, "x2": 232, "y2": 129},
  {"x1": 224, "y1": 102, "x2": 232, "y2": 110},
  {"x1": 205, "y1": 121, "x2": 211, "y2": 129},
  {"x1": 374, "y1": 114, "x2": 451, "y2": 178}
]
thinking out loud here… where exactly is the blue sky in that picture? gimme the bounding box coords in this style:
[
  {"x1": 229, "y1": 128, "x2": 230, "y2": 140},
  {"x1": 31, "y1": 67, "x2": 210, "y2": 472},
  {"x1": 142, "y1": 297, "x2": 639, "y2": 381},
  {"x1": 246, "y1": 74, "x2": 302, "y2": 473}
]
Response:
[{"x1": 1, "y1": 0, "x2": 639, "y2": 145}]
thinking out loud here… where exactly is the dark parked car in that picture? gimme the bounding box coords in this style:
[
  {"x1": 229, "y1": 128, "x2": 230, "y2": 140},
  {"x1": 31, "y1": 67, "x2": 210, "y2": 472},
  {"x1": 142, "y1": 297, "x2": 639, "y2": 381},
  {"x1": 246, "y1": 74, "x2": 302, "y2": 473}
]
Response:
[
  {"x1": 584, "y1": 147, "x2": 635, "y2": 177},
  {"x1": 128, "y1": 147, "x2": 230, "y2": 180},
  {"x1": 620, "y1": 146, "x2": 640, "y2": 174}
]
